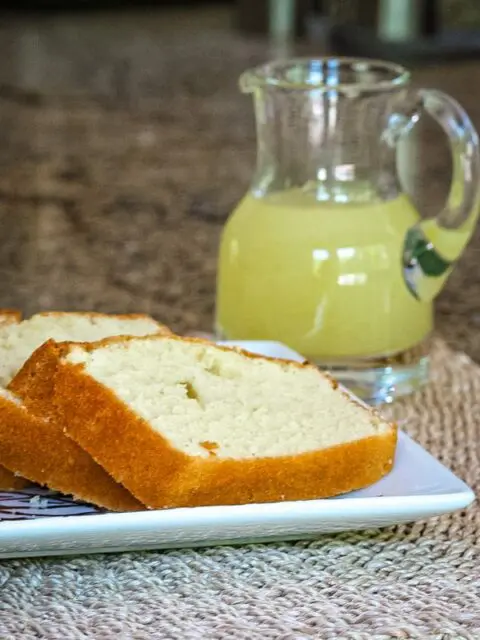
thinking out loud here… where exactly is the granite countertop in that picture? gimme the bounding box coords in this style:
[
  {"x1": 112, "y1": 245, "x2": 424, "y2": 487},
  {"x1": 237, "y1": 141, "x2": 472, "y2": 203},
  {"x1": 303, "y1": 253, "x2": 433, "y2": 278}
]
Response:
[{"x1": 0, "y1": 8, "x2": 479, "y2": 359}]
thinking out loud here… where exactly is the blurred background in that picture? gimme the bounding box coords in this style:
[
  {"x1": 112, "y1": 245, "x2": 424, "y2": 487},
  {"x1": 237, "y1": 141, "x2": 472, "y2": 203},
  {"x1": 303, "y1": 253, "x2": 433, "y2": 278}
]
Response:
[{"x1": 0, "y1": 0, "x2": 479, "y2": 358}]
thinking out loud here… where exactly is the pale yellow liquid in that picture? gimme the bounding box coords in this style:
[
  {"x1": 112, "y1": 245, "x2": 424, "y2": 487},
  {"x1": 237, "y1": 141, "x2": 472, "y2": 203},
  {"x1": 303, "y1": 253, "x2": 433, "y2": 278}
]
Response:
[{"x1": 216, "y1": 189, "x2": 434, "y2": 360}]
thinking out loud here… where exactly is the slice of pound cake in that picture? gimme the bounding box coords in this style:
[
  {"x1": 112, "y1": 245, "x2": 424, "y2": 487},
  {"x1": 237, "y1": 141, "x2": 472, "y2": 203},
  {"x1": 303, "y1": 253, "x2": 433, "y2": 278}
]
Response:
[
  {"x1": 0, "y1": 312, "x2": 171, "y2": 510},
  {"x1": 0, "y1": 309, "x2": 30, "y2": 490},
  {"x1": 16, "y1": 334, "x2": 397, "y2": 509}
]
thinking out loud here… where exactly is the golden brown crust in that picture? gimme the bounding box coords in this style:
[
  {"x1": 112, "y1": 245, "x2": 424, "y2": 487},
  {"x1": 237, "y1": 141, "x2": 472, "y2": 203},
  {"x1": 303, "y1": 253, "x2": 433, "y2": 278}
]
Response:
[
  {"x1": 0, "y1": 309, "x2": 22, "y2": 325},
  {"x1": 46, "y1": 335, "x2": 397, "y2": 509},
  {"x1": 0, "y1": 310, "x2": 27, "y2": 490},
  {"x1": 3, "y1": 342, "x2": 144, "y2": 511},
  {"x1": 0, "y1": 464, "x2": 30, "y2": 490},
  {"x1": 0, "y1": 309, "x2": 29, "y2": 490}
]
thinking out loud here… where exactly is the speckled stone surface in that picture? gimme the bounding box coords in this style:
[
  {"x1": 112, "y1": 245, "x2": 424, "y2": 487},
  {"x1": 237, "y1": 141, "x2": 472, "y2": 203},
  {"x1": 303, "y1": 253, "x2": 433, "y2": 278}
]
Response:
[{"x1": 0, "y1": 8, "x2": 479, "y2": 360}]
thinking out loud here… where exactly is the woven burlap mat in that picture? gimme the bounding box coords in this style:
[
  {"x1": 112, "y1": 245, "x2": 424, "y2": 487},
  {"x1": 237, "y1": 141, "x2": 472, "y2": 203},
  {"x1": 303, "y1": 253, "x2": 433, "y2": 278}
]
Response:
[{"x1": 0, "y1": 337, "x2": 477, "y2": 640}]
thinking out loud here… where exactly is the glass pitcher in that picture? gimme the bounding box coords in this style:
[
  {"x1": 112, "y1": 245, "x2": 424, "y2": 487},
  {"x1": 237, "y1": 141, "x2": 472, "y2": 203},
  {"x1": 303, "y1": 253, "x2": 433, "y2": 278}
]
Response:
[{"x1": 215, "y1": 58, "x2": 480, "y2": 404}]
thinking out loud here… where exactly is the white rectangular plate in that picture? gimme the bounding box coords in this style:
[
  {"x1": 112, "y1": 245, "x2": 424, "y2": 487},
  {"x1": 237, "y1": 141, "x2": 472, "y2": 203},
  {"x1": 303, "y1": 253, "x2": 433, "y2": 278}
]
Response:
[{"x1": 0, "y1": 341, "x2": 474, "y2": 558}]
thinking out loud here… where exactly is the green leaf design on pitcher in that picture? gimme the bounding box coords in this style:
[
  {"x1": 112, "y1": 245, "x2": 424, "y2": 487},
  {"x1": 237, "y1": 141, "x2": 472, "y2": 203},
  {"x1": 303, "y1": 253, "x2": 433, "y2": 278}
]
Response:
[
  {"x1": 403, "y1": 226, "x2": 452, "y2": 278},
  {"x1": 399, "y1": 90, "x2": 480, "y2": 301}
]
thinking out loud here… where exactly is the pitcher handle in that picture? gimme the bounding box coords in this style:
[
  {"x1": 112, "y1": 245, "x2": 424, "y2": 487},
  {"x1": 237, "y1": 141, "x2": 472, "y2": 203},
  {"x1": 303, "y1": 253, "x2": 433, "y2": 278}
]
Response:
[{"x1": 399, "y1": 89, "x2": 480, "y2": 302}]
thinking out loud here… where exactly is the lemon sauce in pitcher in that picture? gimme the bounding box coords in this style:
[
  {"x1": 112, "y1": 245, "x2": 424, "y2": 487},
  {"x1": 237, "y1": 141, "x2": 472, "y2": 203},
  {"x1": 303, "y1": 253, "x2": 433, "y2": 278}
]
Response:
[{"x1": 217, "y1": 188, "x2": 432, "y2": 360}]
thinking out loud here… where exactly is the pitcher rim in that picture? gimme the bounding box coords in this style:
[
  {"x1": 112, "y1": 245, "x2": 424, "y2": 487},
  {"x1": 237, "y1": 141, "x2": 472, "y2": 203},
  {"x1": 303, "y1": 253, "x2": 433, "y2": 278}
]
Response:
[{"x1": 240, "y1": 57, "x2": 410, "y2": 93}]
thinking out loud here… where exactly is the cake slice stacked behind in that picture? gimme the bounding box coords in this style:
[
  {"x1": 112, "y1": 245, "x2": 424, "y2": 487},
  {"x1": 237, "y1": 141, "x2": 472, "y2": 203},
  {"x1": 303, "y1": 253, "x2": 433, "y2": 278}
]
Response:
[
  {"x1": 0, "y1": 309, "x2": 29, "y2": 490},
  {"x1": 0, "y1": 312, "x2": 171, "y2": 510}
]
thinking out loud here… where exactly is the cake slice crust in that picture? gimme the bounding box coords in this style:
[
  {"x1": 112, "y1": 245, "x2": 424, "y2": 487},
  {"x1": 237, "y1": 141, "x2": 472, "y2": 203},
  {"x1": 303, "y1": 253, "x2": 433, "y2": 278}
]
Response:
[
  {"x1": 0, "y1": 460, "x2": 30, "y2": 491},
  {"x1": 3, "y1": 370, "x2": 143, "y2": 511},
  {"x1": 0, "y1": 309, "x2": 27, "y2": 490}
]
